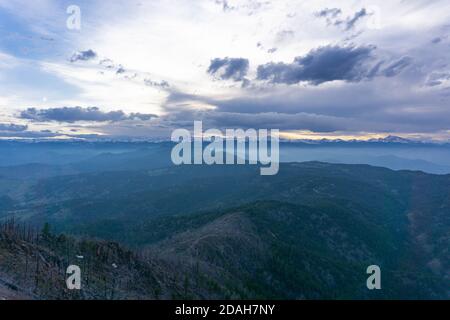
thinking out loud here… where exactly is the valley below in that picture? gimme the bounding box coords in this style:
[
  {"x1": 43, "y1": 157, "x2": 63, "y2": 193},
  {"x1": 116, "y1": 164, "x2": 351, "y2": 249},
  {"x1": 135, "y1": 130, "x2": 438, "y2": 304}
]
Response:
[{"x1": 1, "y1": 157, "x2": 449, "y2": 300}]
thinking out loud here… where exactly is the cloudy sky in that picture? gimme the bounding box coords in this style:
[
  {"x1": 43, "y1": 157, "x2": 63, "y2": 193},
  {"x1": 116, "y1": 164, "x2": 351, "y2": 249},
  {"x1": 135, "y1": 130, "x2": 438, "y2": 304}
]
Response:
[{"x1": 1, "y1": 0, "x2": 450, "y2": 140}]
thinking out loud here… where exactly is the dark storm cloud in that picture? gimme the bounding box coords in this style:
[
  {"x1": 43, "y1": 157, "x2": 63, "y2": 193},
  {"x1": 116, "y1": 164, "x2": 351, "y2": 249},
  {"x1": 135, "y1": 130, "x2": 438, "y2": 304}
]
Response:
[
  {"x1": 163, "y1": 107, "x2": 356, "y2": 132},
  {"x1": 181, "y1": 84, "x2": 385, "y2": 118},
  {"x1": 164, "y1": 104, "x2": 448, "y2": 135},
  {"x1": 163, "y1": 59, "x2": 450, "y2": 134},
  {"x1": 128, "y1": 112, "x2": 159, "y2": 121},
  {"x1": 162, "y1": 98, "x2": 450, "y2": 134},
  {"x1": 70, "y1": 50, "x2": 97, "y2": 62},
  {"x1": 20, "y1": 107, "x2": 157, "y2": 123},
  {"x1": 257, "y1": 45, "x2": 376, "y2": 85},
  {"x1": 207, "y1": 57, "x2": 250, "y2": 81},
  {"x1": 381, "y1": 57, "x2": 413, "y2": 77},
  {"x1": 162, "y1": 88, "x2": 360, "y2": 132},
  {"x1": 0, "y1": 123, "x2": 28, "y2": 132}
]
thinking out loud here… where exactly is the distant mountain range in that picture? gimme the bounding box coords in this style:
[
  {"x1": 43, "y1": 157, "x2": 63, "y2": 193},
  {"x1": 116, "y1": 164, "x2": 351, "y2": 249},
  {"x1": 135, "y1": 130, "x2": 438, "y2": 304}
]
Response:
[
  {"x1": 283, "y1": 135, "x2": 450, "y2": 145},
  {"x1": 1, "y1": 135, "x2": 449, "y2": 145},
  {"x1": 1, "y1": 139, "x2": 450, "y2": 174}
]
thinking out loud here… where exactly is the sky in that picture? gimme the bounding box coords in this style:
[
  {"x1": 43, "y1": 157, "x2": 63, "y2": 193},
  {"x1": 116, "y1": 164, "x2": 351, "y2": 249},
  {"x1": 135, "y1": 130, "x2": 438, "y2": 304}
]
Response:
[{"x1": 0, "y1": 0, "x2": 450, "y2": 141}]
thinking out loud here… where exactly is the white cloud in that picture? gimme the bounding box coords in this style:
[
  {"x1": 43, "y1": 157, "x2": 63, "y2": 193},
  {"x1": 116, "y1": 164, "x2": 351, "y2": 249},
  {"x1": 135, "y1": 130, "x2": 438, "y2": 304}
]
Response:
[{"x1": 1, "y1": 0, "x2": 450, "y2": 139}]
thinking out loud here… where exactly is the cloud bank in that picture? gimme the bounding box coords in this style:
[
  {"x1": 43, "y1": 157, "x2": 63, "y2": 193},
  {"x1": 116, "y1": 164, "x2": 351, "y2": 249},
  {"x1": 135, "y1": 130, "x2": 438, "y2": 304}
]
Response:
[
  {"x1": 20, "y1": 107, "x2": 157, "y2": 123},
  {"x1": 208, "y1": 57, "x2": 250, "y2": 81},
  {"x1": 0, "y1": 123, "x2": 28, "y2": 132},
  {"x1": 257, "y1": 45, "x2": 377, "y2": 85},
  {"x1": 1, "y1": 0, "x2": 450, "y2": 141}
]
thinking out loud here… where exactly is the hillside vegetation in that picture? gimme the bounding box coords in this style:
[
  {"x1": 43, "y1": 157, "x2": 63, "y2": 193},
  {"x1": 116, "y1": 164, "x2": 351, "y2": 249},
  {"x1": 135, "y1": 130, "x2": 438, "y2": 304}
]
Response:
[{"x1": 0, "y1": 162, "x2": 449, "y2": 299}]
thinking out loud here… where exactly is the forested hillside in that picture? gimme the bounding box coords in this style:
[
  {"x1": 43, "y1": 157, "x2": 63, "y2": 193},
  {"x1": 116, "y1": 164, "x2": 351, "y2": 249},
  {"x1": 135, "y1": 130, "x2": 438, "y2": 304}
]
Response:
[{"x1": 1, "y1": 163, "x2": 449, "y2": 299}]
